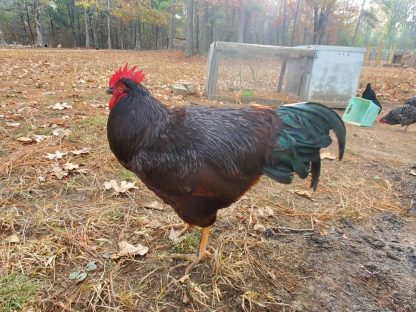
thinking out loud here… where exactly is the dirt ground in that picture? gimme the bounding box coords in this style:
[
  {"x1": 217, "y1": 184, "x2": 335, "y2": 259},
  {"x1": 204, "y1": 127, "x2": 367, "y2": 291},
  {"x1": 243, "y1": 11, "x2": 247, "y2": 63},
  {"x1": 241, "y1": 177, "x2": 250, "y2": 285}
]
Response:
[{"x1": 0, "y1": 49, "x2": 415, "y2": 312}]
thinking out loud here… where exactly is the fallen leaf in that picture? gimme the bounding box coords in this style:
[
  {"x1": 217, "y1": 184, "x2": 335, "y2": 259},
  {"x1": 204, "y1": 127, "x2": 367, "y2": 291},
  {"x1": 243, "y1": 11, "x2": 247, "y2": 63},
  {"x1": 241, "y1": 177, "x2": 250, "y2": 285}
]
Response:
[
  {"x1": 62, "y1": 162, "x2": 79, "y2": 171},
  {"x1": 143, "y1": 201, "x2": 164, "y2": 210},
  {"x1": 264, "y1": 206, "x2": 274, "y2": 217},
  {"x1": 46, "y1": 151, "x2": 67, "y2": 160},
  {"x1": 320, "y1": 152, "x2": 337, "y2": 160},
  {"x1": 146, "y1": 220, "x2": 162, "y2": 229},
  {"x1": 50, "y1": 164, "x2": 68, "y2": 180},
  {"x1": 84, "y1": 261, "x2": 97, "y2": 272},
  {"x1": 4, "y1": 234, "x2": 20, "y2": 243},
  {"x1": 49, "y1": 102, "x2": 72, "y2": 110},
  {"x1": 69, "y1": 271, "x2": 87, "y2": 283},
  {"x1": 253, "y1": 224, "x2": 267, "y2": 233},
  {"x1": 6, "y1": 122, "x2": 20, "y2": 127},
  {"x1": 104, "y1": 180, "x2": 138, "y2": 195},
  {"x1": 33, "y1": 135, "x2": 50, "y2": 142},
  {"x1": 17, "y1": 137, "x2": 33, "y2": 144},
  {"x1": 52, "y1": 127, "x2": 72, "y2": 137},
  {"x1": 71, "y1": 147, "x2": 91, "y2": 155},
  {"x1": 294, "y1": 190, "x2": 313, "y2": 200},
  {"x1": 103, "y1": 180, "x2": 118, "y2": 190},
  {"x1": 112, "y1": 241, "x2": 149, "y2": 259},
  {"x1": 168, "y1": 228, "x2": 182, "y2": 241}
]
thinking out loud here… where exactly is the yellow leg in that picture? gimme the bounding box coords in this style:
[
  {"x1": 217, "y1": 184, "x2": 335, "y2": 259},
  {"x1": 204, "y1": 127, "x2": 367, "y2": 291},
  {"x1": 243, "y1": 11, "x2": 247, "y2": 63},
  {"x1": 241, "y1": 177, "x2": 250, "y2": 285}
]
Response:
[{"x1": 185, "y1": 226, "x2": 211, "y2": 275}]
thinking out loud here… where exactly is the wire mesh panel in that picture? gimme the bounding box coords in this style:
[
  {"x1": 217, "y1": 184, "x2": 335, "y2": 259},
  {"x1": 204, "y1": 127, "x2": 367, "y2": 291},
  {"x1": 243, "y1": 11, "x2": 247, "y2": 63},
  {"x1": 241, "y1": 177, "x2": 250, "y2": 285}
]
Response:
[
  {"x1": 205, "y1": 42, "x2": 315, "y2": 105},
  {"x1": 206, "y1": 42, "x2": 366, "y2": 108}
]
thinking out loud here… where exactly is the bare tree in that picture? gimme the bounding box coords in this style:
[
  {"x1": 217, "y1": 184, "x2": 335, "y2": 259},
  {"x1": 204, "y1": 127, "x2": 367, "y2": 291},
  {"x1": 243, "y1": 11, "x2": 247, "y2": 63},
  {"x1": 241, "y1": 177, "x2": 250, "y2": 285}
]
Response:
[
  {"x1": 0, "y1": 23, "x2": 6, "y2": 46},
  {"x1": 168, "y1": 0, "x2": 175, "y2": 49},
  {"x1": 237, "y1": 0, "x2": 247, "y2": 43},
  {"x1": 185, "y1": 0, "x2": 194, "y2": 56},
  {"x1": 290, "y1": 0, "x2": 302, "y2": 46},
  {"x1": 107, "y1": 0, "x2": 111, "y2": 49},
  {"x1": 352, "y1": 0, "x2": 366, "y2": 45},
  {"x1": 312, "y1": 1, "x2": 333, "y2": 44},
  {"x1": 84, "y1": 8, "x2": 90, "y2": 48},
  {"x1": 33, "y1": 0, "x2": 43, "y2": 46}
]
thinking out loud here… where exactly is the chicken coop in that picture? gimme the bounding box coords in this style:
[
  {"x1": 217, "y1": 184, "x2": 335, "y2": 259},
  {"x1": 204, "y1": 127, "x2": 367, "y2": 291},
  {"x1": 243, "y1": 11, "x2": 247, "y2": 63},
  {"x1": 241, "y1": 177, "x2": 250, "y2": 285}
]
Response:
[{"x1": 205, "y1": 42, "x2": 366, "y2": 108}]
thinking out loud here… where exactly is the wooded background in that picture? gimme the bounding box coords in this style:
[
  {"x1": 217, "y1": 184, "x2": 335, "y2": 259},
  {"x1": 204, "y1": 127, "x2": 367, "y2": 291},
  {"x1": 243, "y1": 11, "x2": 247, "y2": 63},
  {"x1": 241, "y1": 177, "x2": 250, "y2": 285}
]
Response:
[{"x1": 0, "y1": 0, "x2": 415, "y2": 55}]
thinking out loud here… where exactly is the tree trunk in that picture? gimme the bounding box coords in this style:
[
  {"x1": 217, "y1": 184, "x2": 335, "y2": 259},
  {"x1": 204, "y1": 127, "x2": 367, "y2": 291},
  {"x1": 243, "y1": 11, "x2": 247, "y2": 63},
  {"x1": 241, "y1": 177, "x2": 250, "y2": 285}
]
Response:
[
  {"x1": 280, "y1": 0, "x2": 287, "y2": 45},
  {"x1": 199, "y1": 3, "x2": 209, "y2": 54},
  {"x1": 18, "y1": 3, "x2": 29, "y2": 45},
  {"x1": 168, "y1": 0, "x2": 175, "y2": 49},
  {"x1": 66, "y1": 0, "x2": 77, "y2": 47},
  {"x1": 26, "y1": 5, "x2": 35, "y2": 44},
  {"x1": 193, "y1": 2, "x2": 198, "y2": 53},
  {"x1": 237, "y1": 0, "x2": 247, "y2": 43},
  {"x1": 156, "y1": 26, "x2": 163, "y2": 49},
  {"x1": 93, "y1": 19, "x2": 98, "y2": 48},
  {"x1": 119, "y1": 22, "x2": 124, "y2": 49},
  {"x1": 290, "y1": 0, "x2": 301, "y2": 46},
  {"x1": 49, "y1": 18, "x2": 54, "y2": 47},
  {"x1": 0, "y1": 23, "x2": 6, "y2": 46},
  {"x1": 134, "y1": 21, "x2": 141, "y2": 50},
  {"x1": 107, "y1": 0, "x2": 111, "y2": 49},
  {"x1": 33, "y1": 0, "x2": 43, "y2": 47},
  {"x1": 313, "y1": 4, "x2": 331, "y2": 45},
  {"x1": 185, "y1": 0, "x2": 194, "y2": 56},
  {"x1": 352, "y1": 0, "x2": 366, "y2": 46},
  {"x1": 84, "y1": 8, "x2": 90, "y2": 48}
]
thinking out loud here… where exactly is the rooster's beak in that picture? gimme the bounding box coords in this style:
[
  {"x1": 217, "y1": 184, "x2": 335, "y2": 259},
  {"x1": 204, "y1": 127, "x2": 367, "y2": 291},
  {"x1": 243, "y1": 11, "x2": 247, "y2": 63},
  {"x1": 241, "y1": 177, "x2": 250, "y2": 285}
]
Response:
[{"x1": 106, "y1": 88, "x2": 113, "y2": 95}]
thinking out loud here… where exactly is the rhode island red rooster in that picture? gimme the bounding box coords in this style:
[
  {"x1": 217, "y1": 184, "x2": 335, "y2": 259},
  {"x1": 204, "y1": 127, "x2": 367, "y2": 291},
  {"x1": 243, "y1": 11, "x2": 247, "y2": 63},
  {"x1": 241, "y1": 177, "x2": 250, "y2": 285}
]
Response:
[{"x1": 106, "y1": 65, "x2": 346, "y2": 274}]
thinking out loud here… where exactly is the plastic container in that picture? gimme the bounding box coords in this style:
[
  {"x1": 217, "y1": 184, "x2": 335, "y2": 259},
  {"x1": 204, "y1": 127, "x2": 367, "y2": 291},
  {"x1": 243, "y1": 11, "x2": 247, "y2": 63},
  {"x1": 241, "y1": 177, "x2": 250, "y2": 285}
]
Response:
[{"x1": 342, "y1": 96, "x2": 381, "y2": 127}]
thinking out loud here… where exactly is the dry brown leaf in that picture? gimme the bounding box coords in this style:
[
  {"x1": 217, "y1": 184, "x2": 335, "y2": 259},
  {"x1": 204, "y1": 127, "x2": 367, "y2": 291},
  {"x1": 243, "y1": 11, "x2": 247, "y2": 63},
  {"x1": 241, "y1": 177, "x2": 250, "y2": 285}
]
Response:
[
  {"x1": 71, "y1": 147, "x2": 91, "y2": 155},
  {"x1": 50, "y1": 164, "x2": 68, "y2": 180},
  {"x1": 168, "y1": 228, "x2": 185, "y2": 244},
  {"x1": 49, "y1": 102, "x2": 72, "y2": 110},
  {"x1": 33, "y1": 134, "x2": 50, "y2": 142},
  {"x1": 111, "y1": 241, "x2": 149, "y2": 259},
  {"x1": 4, "y1": 234, "x2": 20, "y2": 243},
  {"x1": 294, "y1": 189, "x2": 313, "y2": 200},
  {"x1": 143, "y1": 201, "x2": 164, "y2": 210},
  {"x1": 146, "y1": 220, "x2": 162, "y2": 229},
  {"x1": 253, "y1": 224, "x2": 267, "y2": 233},
  {"x1": 52, "y1": 127, "x2": 72, "y2": 137},
  {"x1": 320, "y1": 152, "x2": 337, "y2": 160},
  {"x1": 6, "y1": 122, "x2": 20, "y2": 127},
  {"x1": 62, "y1": 162, "x2": 79, "y2": 171},
  {"x1": 46, "y1": 151, "x2": 68, "y2": 160},
  {"x1": 264, "y1": 206, "x2": 274, "y2": 217},
  {"x1": 104, "y1": 180, "x2": 138, "y2": 195},
  {"x1": 17, "y1": 136, "x2": 33, "y2": 144}
]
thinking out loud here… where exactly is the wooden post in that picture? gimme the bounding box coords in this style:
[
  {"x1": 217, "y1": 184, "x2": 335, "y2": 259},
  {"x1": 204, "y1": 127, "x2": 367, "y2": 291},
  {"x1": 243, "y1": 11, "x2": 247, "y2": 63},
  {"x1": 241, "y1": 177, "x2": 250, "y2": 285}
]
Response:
[
  {"x1": 277, "y1": 58, "x2": 287, "y2": 92},
  {"x1": 375, "y1": 45, "x2": 383, "y2": 66}
]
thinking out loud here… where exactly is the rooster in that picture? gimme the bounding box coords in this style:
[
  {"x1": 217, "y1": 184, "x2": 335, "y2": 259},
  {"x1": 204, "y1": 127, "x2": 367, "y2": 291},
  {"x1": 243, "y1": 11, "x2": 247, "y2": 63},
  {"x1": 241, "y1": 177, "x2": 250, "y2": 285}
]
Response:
[{"x1": 106, "y1": 65, "x2": 346, "y2": 274}]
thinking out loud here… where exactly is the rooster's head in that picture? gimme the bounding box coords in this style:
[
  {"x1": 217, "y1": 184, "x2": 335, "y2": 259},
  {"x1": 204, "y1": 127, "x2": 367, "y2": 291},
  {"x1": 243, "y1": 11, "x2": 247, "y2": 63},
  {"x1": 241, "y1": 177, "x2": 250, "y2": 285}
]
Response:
[{"x1": 107, "y1": 64, "x2": 145, "y2": 110}]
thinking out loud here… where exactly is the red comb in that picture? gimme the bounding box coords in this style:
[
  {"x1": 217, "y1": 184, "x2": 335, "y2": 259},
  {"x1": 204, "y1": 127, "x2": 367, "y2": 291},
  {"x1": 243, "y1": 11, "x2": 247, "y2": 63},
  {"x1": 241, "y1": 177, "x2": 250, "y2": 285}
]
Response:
[{"x1": 109, "y1": 64, "x2": 145, "y2": 88}]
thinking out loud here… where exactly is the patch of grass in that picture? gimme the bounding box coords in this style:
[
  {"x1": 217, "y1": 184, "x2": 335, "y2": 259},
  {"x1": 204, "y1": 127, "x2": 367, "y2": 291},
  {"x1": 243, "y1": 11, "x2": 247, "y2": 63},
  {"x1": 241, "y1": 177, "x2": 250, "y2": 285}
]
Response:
[
  {"x1": 240, "y1": 89, "x2": 254, "y2": 100},
  {"x1": 87, "y1": 115, "x2": 107, "y2": 127},
  {"x1": 0, "y1": 274, "x2": 39, "y2": 312},
  {"x1": 34, "y1": 127, "x2": 51, "y2": 136},
  {"x1": 171, "y1": 230, "x2": 200, "y2": 254},
  {"x1": 118, "y1": 168, "x2": 136, "y2": 181},
  {"x1": 0, "y1": 143, "x2": 6, "y2": 156}
]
